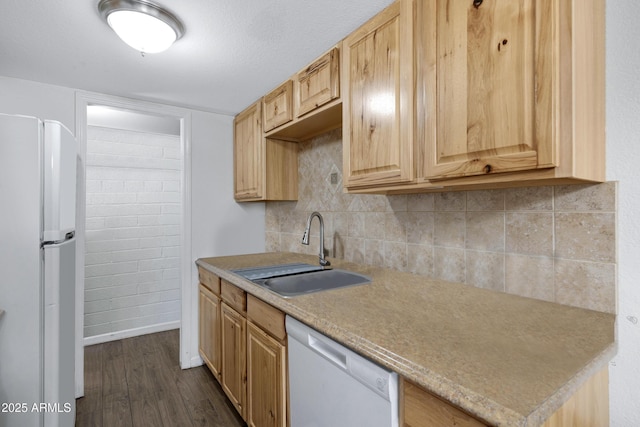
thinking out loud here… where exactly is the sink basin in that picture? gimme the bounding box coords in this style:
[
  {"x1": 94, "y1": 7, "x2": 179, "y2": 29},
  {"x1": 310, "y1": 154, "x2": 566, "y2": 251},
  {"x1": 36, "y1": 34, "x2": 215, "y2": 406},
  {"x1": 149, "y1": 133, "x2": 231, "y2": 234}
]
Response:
[
  {"x1": 258, "y1": 269, "x2": 371, "y2": 298},
  {"x1": 231, "y1": 263, "x2": 371, "y2": 298}
]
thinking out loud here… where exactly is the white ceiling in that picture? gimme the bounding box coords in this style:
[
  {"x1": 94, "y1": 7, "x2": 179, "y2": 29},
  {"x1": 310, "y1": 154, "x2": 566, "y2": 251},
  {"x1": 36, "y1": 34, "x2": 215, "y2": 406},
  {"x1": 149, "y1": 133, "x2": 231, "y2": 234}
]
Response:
[{"x1": 0, "y1": 0, "x2": 394, "y2": 115}]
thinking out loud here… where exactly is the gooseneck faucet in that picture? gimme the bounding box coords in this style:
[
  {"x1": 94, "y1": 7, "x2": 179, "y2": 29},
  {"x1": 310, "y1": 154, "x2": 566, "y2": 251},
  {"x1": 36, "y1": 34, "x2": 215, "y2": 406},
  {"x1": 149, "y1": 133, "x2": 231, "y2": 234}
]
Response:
[{"x1": 302, "y1": 211, "x2": 331, "y2": 267}]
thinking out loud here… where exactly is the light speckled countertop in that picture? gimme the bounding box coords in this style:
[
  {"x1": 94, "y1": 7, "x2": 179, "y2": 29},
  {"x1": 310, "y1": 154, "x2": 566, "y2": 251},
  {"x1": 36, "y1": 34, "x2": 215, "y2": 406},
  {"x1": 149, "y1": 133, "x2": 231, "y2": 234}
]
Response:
[{"x1": 196, "y1": 252, "x2": 616, "y2": 427}]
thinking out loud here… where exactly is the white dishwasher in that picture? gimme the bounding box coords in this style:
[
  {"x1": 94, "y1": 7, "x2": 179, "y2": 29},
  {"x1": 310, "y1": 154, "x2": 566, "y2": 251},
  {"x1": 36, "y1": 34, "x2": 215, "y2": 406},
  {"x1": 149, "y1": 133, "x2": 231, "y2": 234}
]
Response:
[{"x1": 286, "y1": 316, "x2": 399, "y2": 427}]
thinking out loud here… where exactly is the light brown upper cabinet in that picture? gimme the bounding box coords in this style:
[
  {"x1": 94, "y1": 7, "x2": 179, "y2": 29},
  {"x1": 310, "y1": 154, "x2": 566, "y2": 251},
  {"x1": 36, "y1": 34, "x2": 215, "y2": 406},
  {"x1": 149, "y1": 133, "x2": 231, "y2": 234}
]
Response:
[
  {"x1": 234, "y1": 101, "x2": 298, "y2": 202},
  {"x1": 342, "y1": 0, "x2": 415, "y2": 189},
  {"x1": 263, "y1": 81, "x2": 294, "y2": 133},
  {"x1": 417, "y1": 0, "x2": 605, "y2": 184},
  {"x1": 296, "y1": 47, "x2": 340, "y2": 118},
  {"x1": 421, "y1": 0, "x2": 555, "y2": 179},
  {"x1": 344, "y1": 0, "x2": 604, "y2": 194},
  {"x1": 266, "y1": 45, "x2": 343, "y2": 142}
]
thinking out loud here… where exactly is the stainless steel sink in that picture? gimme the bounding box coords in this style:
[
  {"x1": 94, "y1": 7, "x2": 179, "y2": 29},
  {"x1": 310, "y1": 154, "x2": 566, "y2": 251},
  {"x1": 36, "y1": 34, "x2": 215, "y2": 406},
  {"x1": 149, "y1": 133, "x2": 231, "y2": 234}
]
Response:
[{"x1": 231, "y1": 263, "x2": 371, "y2": 298}]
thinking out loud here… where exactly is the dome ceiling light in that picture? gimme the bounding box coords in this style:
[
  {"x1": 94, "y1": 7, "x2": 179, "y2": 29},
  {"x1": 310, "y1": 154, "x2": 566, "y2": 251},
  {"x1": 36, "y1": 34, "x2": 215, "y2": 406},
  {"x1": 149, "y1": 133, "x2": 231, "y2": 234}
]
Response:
[{"x1": 98, "y1": 0, "x2": 184, "y2": 54}]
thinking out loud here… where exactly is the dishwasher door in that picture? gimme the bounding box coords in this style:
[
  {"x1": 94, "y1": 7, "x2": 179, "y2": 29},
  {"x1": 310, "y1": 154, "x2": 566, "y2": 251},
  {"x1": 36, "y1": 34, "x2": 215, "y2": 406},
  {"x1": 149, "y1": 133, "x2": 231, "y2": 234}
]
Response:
[{"x1": 286, "y1": 316, "x2": 399, "y2": 427}]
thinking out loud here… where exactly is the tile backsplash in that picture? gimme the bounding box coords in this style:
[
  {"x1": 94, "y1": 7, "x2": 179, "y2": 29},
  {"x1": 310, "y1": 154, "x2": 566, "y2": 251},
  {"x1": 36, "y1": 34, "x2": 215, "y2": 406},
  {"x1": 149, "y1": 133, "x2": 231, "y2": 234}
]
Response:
[{"x1": 265, "y1": 129, "x2": 617, "y2": 314}]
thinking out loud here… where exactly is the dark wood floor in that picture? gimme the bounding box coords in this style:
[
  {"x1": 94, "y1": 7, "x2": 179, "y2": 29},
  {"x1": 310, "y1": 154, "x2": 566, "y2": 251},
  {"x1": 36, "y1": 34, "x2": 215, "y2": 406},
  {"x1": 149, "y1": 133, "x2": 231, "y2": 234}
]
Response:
[{"x1": 75, "y1": 329, "x2": 245, "y2": 427}]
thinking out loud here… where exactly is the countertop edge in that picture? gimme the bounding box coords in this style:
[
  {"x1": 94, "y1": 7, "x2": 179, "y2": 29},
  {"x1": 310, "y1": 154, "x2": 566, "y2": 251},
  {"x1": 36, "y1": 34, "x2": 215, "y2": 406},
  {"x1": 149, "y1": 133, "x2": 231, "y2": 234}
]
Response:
[{"x1": 195, "y1": 256, "x2": 615, "y2": 427}]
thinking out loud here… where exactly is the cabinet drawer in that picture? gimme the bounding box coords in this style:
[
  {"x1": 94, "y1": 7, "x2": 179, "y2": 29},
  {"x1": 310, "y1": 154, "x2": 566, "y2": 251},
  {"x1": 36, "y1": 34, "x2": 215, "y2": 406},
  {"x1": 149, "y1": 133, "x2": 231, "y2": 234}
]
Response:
[
  {"x1": 263, "y1": 80, "x2": 294, "y2": 132},
  {"x1": 198, "y1": 266, "x2": 221, "y2": 295},
  {"x1": 247, "y1": 294, "x2": 286, "y2": 341},
  {"x1": 221, "y1": 279, "x2": 247, "y2": 313}
]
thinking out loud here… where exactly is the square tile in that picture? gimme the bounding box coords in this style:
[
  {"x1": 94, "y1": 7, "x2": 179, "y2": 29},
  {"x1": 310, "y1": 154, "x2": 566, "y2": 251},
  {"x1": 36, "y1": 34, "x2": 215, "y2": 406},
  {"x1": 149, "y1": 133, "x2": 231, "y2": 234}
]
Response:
[
  {"x1": 434, "y1": 212, "x2": 466, "y2": 248},
  {"x1": 466, "y1": 211, "x2": 505, "y2": 252},
  {"x1": 406, "y1": 212, "x2": 434, "y2": 245},
  {"x1": 554, "y1": 182, "x2": 616, "y2": 212},
  {"x1": 466, "y1": 250, "x2": 505, "y2": 292},
  {"x1": 467, "y1": 189, "x2": 505, "y2": 211},
  {"x1": 505, "y1": 186, "x2": 553, "y2": 211},
  {"x1": 555, "y1": 259, "x2": 616, "y2": 313},
  {"x1": 434, "y1": 247, "x2": 466, "y2": 283},
  {"x1": 505, "y1": 212, "x2": 553, "y2": 256},
  {"x1": 505, "y1": 254, "x2": 555, "y2": 302},
  {"x1": 407, "y1": 244, "x2": 434, "y2": 277},
  {"x1": 384, "y1": 241, "x2": 408, "y2": 272},
  {"x1": 555, "y1": 213, "x2": 616, "y2": 262},
  {"x1": 435, "y1": 192, "x2": 466, "y2": 211}
]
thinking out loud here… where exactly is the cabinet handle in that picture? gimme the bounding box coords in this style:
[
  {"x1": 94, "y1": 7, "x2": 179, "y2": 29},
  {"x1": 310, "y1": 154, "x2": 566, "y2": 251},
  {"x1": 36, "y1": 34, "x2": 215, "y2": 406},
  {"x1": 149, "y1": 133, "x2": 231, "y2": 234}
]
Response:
[{"x1": 473, "y1": 0, "x2": 483, "y2": 8}]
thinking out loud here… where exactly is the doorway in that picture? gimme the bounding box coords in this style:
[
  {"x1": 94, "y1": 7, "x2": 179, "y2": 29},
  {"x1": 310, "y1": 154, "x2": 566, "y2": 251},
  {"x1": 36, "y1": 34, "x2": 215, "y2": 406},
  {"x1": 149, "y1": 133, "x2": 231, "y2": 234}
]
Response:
[
  {"x1": 75, "y1": 92, "x2": 192, "y2": 397},
  {"x1": 84, "y1": 105, "x2": 181, "y2": 341}
]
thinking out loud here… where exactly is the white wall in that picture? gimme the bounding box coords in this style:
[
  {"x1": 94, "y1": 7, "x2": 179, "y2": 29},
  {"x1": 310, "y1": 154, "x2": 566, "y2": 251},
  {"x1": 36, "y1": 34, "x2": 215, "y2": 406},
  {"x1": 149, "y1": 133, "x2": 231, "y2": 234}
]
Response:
[
  {"x1": 84, "y1": 125, "x2": 182, "y2": 340},
  {"x1": 0, "y1": 74, "x2": 266, "y2": 372},
  {"x1": 606, "y1": 1, "x2": 640, "y2": 425}
]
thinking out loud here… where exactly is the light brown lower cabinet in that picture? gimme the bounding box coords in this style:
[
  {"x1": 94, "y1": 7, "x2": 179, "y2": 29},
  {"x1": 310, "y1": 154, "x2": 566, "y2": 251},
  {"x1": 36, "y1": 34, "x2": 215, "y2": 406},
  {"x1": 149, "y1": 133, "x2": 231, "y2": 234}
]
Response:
[
  {"x1": 198, "y1": 268, "x2": 288, "y2": 427},
  {"x1": 198, "y1": 283, "x2": 221, "y2": 379},
  {"x1": 401, "y1": 368, "x2": 609, "y2": 427},
  {"x1": 402, "y1": 380, "x2": 487, "y2": 427},
  {"x1": 246, "y1": 321, "x2": 287, "y2": 427},
  {"x1": 221, "y1": 301, "x2": 247, "y2": 418}
]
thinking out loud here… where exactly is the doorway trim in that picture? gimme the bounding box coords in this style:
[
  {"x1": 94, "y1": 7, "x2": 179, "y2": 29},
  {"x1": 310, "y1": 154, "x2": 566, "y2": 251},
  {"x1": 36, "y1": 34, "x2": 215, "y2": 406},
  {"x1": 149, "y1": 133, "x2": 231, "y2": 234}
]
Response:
[{"x1": 75, "y1": 91, "x2": 193, "y2": 397}]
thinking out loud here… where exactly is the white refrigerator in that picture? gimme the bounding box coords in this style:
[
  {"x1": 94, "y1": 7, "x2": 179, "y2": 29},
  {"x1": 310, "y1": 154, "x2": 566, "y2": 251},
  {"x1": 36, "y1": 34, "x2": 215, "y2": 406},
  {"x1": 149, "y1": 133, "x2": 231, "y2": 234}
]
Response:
[{"x1": 0, "y1": 113, "x2": 77, "y2": 427}]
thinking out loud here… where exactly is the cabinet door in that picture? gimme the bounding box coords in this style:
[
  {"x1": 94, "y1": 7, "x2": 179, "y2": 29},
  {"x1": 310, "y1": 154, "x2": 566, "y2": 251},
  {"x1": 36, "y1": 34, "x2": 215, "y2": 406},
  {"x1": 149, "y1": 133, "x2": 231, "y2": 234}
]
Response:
[
  {"x1": 234, "y1": 101, "x2": 263, "y2": 200},
  {"x1": 221, "y1": 302, "x2": 247, "y2": 418},
  {"x1": 420, "y1": 0, "x2": 557, "y2": 180},
  {"x1": 296, "y1": 47, "x2": 340, "y2": 117},
  {"x1": 246, "y1": 321, "x2": 287, "y2": 427},
  {"x1": 263, "y1": 81, "x2": 294, "y2": 132},
  {"x1": 402, "y1": 380, "x2": 487, "y2": 427},
  {"x1": 199, "y1": 284, "x2": 221, "y2": 379},
  {"x1": 342, "y1": 0, "x2": 414, "y2": 188}
]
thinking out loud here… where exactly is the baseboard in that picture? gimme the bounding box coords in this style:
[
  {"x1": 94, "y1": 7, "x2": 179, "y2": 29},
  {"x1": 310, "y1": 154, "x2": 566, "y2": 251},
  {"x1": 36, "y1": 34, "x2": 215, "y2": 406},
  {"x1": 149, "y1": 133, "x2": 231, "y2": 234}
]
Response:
[
  {"x1": 189, "y1": 355, "x2": 204, "y2": 368},
  {"x1": 83, "y1": 321, "x2": 181, "y2": 346}
]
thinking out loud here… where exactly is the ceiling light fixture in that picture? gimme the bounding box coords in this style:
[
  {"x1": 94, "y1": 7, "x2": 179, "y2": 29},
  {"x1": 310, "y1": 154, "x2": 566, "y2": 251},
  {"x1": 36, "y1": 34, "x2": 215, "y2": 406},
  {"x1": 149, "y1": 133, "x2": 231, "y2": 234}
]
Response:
[{"x1": 98, "y1": 0, "x2": 184, "y2": 54}]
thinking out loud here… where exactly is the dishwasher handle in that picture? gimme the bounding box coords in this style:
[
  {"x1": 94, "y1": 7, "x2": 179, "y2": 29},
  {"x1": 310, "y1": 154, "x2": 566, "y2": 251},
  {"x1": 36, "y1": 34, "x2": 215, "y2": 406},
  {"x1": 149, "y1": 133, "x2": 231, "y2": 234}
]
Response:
[
  {"x1": 287, "y1": 316, "x2": 349, "y2": 370},
  {"x1": 308, "y1": 334, "x2": 348, "y2": 369}
]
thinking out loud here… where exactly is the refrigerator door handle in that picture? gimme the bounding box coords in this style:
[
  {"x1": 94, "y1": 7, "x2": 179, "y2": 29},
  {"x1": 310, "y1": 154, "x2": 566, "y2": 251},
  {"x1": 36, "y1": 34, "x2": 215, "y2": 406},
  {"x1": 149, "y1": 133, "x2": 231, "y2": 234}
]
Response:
[{"x1": 42, "y1": 231, "x2": 75, "y2": 247}]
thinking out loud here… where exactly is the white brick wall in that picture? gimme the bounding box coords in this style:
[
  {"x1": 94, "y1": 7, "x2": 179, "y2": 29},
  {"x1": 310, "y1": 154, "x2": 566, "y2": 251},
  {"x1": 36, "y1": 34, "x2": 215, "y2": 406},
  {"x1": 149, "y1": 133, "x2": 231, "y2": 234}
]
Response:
[{"x1": 84, "y1": 125, "x2": 181, "y2": 338}]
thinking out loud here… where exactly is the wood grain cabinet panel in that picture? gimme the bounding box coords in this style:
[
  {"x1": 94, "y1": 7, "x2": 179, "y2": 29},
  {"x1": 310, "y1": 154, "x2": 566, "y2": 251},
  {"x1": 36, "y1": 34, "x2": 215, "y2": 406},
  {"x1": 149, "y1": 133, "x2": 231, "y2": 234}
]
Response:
[
  {"x1": 420, "y1": 0, "x2": 554, "y2": 179},
  {"x1": 221, "y1": 279, "x2": 247, "y2": 314},
  {"x1": 198, "y1": 284, "x2": 221, "y2": 380},
  {"x1": 401, "y1": 368, "x2": 608, "y2": 427},
  {"x1": 263, "y1": 81, "x2": 294, "y2": 132},
  {"x1": 296, "y1": 47, "x2": 340, "y2": 117},
  {"x1": 234, "y1": 101, "x2": 298, "y2": 202},
  {"x1": 414, "y1": 0, "x2": 605, "y2": 186},
  {"x1": 247, "y1": 294, "x2": 286, "y2": 341},
  {"x1": 402, "y1": 379, "x2": 487, "y2": 427},
  {"x1": 234, "y1": 101, "x2": 263, "y2": 200},
  {"x1": 198, "y1": 266, "x2": 221, "y2": 294},
  {"x1": 345, "y1": 0, "x2": 604, "y2": 194},
  {"x1": 246, "y1": 321, "x2": 287, "y2": 427},
  {"x1": 200, "y1": 275, "x2": 290, "y2": 425},
  {"x1": 221, "y1": 302, "x2": 247, "y2": 418},
  {"x1": 342, "y1": 0, "x2": 415, "y2": 189}
]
